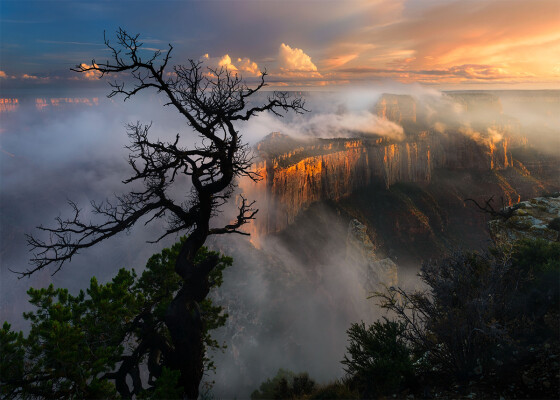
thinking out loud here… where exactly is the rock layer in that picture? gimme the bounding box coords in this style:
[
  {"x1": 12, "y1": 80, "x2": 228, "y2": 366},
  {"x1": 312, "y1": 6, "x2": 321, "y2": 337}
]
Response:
[{"x1": 241, "y1": 131, "x2": 512, "y2": 237}]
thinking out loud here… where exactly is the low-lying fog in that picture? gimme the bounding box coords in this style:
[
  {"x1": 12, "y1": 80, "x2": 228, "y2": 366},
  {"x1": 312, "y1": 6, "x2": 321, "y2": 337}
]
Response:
[{"x1": 1, "y1": 86, "x2": 558, "y2": 396}]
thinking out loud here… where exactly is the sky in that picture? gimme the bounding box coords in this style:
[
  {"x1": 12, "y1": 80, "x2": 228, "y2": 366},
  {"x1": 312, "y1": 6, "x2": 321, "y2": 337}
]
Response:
[{"x1": 1, "y1": 0, "x2": 559, "y2": 90}]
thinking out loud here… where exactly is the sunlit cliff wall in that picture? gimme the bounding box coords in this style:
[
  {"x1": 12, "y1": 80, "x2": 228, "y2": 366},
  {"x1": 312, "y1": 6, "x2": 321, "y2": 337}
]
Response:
[
  {"x1": 240, "y1": 131, "x2": 511, "y2": 237},
  {"x1": 237, "y1": 92, "x2": 549, "y2": 239}
]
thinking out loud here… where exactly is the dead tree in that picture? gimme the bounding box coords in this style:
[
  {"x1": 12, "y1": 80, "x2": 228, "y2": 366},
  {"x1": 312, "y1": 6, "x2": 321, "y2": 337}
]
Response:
[
  {"x1": 464, "y1": 195, "x2": 519, "y2": 220},
  {"x1": 24, "y1": 29, "x2": 306, "y2": 399}
]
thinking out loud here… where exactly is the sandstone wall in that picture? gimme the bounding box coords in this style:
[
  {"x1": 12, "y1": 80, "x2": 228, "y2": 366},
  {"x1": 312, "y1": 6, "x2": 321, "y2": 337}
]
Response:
[{"x1": 240, "y1": 132, "x2": 511, "y2": 236}]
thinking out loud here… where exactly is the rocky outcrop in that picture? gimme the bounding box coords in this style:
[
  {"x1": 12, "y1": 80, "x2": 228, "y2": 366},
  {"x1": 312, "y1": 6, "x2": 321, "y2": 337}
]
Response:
[
  {"x1": 239, "y1": 91, "x2": 560, "y2": 239},
  {"x1": 346, "y1": 219, "x2": 398, "y2": 292},
  {"x1": 489, "y1": 194, "x2": 560, "y2": 242},
  {"x1": 240, "y1": 131, "x2": 512, "y2": 236}
]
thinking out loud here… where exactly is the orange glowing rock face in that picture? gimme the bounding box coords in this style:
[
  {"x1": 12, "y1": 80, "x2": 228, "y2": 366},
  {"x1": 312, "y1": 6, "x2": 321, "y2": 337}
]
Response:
[
  {"x1": 241, "y1": 136, "x2": 437, "y2": 238},
  {"x1": 489, "y1": 142, "x2": 495, "y2": 169},
  {"x1": 240, "y1": 130, "x2": 515, "y2": 240},
  {"x1": 493, "y1": 171, "x2": 521, "y2": 206},
  {"x1": 344, "y1": 140, "x2": 363, "y2": 149},
  {"x1": 503, "y1": 138, "x2": 509, "y2": 168}
]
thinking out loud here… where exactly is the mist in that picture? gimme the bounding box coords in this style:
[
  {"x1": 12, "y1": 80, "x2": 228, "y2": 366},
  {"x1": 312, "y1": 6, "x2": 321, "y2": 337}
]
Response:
[
  {"x1": 204, "y1": 203, "x2": 423, "y2": 397},
  {"x1": 239, "y1": 87, "x2": 560, "y2": 157},
  {"x1": 0, "y1": 91, "x2": 196, "y2": 327},
  {"x1": 0, "y1": 89, "x2": 403, "y2": 393},
  {"x1": 239, "y1": 108, "x2": 405, "y2": 141},
  {"x1": 0, "y1": 86, "x2": 419, "y2": 396},
  {"x1": 1, "y1": 85, "x2": 559, "y2": 397}
]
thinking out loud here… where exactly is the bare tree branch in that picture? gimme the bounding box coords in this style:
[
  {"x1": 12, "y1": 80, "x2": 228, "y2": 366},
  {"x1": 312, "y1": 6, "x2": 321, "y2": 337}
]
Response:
[
  {"x1": 464, "y1": 195, "x2": 519, "y2": 220},
  {"x1": 209, "y1": 195, "x2": 258, "y2": 236},
  {"x1": 27, "y1": 29, "x2": 305, "y2": 278},
  {"x1": 26, "y1": 28, "x2": 307, "y2": 398}
]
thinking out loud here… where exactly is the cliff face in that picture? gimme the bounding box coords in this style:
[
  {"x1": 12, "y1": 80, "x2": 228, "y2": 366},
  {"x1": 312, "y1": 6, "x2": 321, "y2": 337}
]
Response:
[
  {"x1": 239, "y1": 91, "x2": 559, "y2": 242},
  {"x1": 241, "y1": 132, "x2": 511, "y2": 236}
]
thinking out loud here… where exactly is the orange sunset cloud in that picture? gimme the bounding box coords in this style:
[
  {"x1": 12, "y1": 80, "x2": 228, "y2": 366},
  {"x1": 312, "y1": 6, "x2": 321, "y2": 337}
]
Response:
[
  {"x1": 310, "y1": 0, "x2": 560, "y2": 87},
  {"x1": 201, "y1": 53, "x2": 261, "y2": 77}
]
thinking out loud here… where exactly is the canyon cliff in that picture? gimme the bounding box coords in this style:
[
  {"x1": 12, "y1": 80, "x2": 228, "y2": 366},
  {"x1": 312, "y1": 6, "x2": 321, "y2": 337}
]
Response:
[
  {"x1": 239, "y1": 92, "x2": 559, "y2": 263},
  {"x1": 207, "y1": 91, "x2": 559, "y2": 396},
  {"x1": 375, "y1": 94, "x2": 417, "y2": 123},
  {"x1": 241, "y1": 130, "x2": 512, "y2": 237}
]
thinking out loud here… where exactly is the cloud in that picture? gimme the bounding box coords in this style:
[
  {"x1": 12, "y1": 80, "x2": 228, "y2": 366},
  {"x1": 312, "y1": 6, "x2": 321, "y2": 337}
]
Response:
[
  {"x1": 300, "y1": 111, "x2": 405, "y2": 139},
  {"x1": 79, "y1": 63, "x2": 102, "y2": 80},
  {"x1": 37, "y1": 40, "x2": 104, "y2": 46},
  {"x1": 0, "y1": 70, "x2": 14, "y2": 80},
  {"x1": 336, "y1": 63, "x2": 535, "y2": 84},
  {"x1": 277, "y1": 43, "x2": 321, "y2": 78},
  {"x1": 322, "y1": 54, "x2": 358, "y2": 69},
  {"x1": 238, "y1": 90, "x2": 406, "y2": 143},
  {"x1": 362, "y1": 1, "x2": 557, "y2": 83},
  {"x1": 305, "y1": 0, "x2": 560, "y2": 87},
  {"x1": 0, "y1": 93, "x2": 197, "y2": 329},
  {"x1": 2, "y1": 0, "x2": 559, "y2": 92},
  {"x1": 236, "y1": 57, "x2": 260, "y2": 76},
  {"x1": 458, "y1": 125, "x2": 503, "y2": 147},
  {"x1": 217, "y1": 54, "x2": 237, "y2": 71},
  {"x1": 446, "y1": 64, "x2": 534, "y2": 80},
  {"x1": 200, "y1": 53, "x2": 261, "y2": 77},
  {"x1": 21, "y1": 73, "x2": 51, "y2": 82}
]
